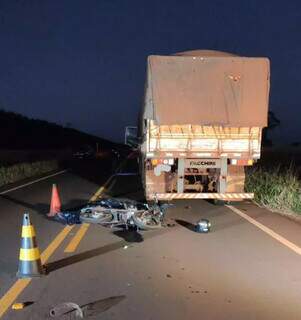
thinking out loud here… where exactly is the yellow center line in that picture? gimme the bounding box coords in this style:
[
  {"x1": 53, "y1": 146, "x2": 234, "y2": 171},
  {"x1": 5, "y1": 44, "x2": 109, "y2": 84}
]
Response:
[
  {"x1": 64, "y1": 223, "x2": 90, "y2": 253},
  {"x1": 90, "y1": 186, "x2": 105, "y2": 202},
  {"x1": 62, "y1": 167, "x2": 121, "y2": 253},
  {"x1": 41, "y1": 225, "x2": 74, "y2": 263},
  {"x1": 0, "y1": 225, "x2": 73, "y2": 318},
  {"x1": 62, "y1": 185, "x2": 106, "y2": 253},
  {"x1": 0, "y1": 155, "x2": 130, "y2": 318},
  {"x1": 0, "y1": 279, "x2": 31, "y2": 318}
]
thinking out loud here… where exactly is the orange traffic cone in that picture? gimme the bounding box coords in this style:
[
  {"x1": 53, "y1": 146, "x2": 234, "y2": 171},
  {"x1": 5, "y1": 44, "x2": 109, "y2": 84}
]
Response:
[
  {"x1": 17, "y1": 213, "x2": 44, "y2": 278},
  {"x1": 47, "y1": 184, "x2": 61, "y2": 217}
]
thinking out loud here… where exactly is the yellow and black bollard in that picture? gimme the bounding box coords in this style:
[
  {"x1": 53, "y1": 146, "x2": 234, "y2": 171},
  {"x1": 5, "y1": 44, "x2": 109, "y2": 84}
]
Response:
[{"x1": 16, "y1": 213, "x2": 44, "y2": 278}]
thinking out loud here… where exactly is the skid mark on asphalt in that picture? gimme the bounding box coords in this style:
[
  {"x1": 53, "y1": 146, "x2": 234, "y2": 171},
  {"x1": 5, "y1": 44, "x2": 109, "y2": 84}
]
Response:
[
  {"x1": 227, "y1": 205, "x2": 301, "y2": 256},
  {"x1": 0, "y1": 225, "x2": 73, "y2": 318}
]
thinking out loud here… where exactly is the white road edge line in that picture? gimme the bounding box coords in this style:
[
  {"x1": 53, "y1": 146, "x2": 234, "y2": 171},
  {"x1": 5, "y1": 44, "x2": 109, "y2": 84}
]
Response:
[
  {"x1": 226, "y1": 205, "x2": 301, "y2": 256},
  {"x1": 0, "y1": 169, "x2": 68, "y2": 195}
]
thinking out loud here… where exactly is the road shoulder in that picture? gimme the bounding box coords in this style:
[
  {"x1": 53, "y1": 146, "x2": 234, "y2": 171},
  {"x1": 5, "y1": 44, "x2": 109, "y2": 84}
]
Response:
[
  {"x1": 230, "y1": 201, "x2": 301, "y2": 248},
  {"x1": 0, "y1": 169, "x2": 67, "y2": 195}
]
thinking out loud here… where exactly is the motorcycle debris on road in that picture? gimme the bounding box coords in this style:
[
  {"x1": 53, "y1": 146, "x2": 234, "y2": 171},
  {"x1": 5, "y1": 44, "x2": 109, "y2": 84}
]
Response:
[{"x1": 52, "y1": 197, "x2": 172, "y2": 231}]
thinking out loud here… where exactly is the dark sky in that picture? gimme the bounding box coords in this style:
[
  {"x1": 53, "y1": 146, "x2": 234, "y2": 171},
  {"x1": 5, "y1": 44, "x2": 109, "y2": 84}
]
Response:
[{"x1": 0, "y1": 0, "x2": 300, "y2": 143}]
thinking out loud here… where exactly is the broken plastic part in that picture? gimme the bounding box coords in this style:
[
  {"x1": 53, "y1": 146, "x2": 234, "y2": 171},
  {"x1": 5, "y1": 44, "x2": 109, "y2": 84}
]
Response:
[
  {"x1": 12, "y1": 303, "x2": 25, "y2": 310},
  {"x1": 12, "y1": 302, "x2": 34, "y2": 310},
  {"x1": 49, "y1": 302, "x2": 83, "y2": 318}
]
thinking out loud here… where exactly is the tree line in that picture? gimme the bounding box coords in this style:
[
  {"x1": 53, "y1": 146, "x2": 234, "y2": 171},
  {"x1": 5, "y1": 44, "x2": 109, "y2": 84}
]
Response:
[{"x1": 0, "y1": 109, "x2": 113, "y2": 150}]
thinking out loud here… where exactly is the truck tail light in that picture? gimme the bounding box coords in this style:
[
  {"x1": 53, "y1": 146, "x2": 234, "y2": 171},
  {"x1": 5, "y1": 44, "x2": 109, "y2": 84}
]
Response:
[
  {"x1": 151, "y1": 159, "x2": 174, "y2": 166},
  {"x1": 247, "y1": 159, "x2": 253, "y2": 166},
  {"x1": 230, "y1": 159, "x2": 253, "y2": 166},
  {"x1": 151, "y1": 159, "x2": 158, "y2": 166}
]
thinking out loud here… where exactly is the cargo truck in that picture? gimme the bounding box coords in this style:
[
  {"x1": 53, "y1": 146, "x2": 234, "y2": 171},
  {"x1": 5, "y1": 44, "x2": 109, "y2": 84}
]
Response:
[{"x1": 126, "y1": 50, "x2": 270, "y2": 201}]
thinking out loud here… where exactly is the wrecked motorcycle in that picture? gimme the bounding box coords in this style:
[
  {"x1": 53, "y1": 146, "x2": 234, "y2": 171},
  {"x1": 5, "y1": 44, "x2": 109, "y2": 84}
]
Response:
[{"x1": 79, "y1": 197, "x2": 171, "y2": 230}]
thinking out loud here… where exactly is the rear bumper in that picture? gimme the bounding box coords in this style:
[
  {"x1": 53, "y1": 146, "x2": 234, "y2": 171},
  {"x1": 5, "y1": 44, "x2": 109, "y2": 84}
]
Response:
[{"x1": 147, "y1": 193, "x2": 254, "y2": 201}]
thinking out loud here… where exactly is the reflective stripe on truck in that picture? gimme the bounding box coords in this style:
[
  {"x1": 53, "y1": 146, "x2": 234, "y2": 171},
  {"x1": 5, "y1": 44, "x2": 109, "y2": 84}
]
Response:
[{"x1": 148, "y1": 193, "x2": 254, "y2": 200}]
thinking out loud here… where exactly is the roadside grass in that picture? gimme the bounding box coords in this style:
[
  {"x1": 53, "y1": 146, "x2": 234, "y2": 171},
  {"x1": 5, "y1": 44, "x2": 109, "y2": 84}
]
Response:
[
  {"x1": 0, "y1": 160, "x2": 59, "y2": 187},
  {"x1": 245, "y1": 165, "x2": 301, "y2": 215}
]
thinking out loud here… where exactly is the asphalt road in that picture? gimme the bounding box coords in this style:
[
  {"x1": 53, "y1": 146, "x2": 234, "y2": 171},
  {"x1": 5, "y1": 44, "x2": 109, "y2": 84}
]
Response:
[{"x1": 1, "y1": 158, "x2": 301, "y2": 319}]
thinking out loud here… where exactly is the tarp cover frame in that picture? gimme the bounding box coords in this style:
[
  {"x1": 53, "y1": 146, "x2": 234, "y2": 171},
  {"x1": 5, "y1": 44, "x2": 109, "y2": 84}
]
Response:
[{"x1": 143, "y1": 52, "x2": 270, "y2": 128}]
